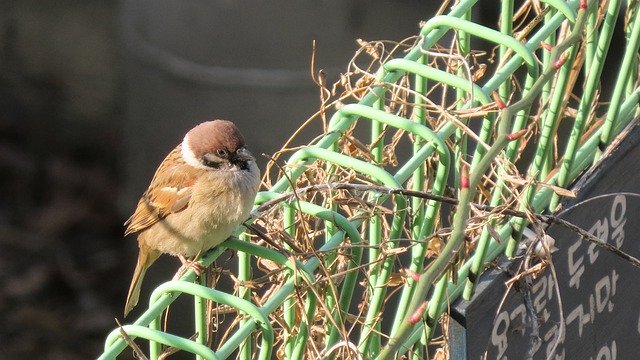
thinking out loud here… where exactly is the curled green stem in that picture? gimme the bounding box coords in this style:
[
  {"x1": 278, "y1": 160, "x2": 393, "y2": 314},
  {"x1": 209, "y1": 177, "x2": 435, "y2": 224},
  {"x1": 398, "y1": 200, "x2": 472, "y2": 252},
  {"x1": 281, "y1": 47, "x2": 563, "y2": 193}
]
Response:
[{"x1": 378, "y1": 3, "x2": 589, "y2": 358}]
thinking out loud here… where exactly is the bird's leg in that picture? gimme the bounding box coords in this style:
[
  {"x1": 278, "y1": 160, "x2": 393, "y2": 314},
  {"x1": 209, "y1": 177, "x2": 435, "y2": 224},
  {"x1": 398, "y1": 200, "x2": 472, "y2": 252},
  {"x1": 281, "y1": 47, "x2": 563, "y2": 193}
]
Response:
[{"x1": 173, "y1": 254, "x2": 206, "y2": 280}]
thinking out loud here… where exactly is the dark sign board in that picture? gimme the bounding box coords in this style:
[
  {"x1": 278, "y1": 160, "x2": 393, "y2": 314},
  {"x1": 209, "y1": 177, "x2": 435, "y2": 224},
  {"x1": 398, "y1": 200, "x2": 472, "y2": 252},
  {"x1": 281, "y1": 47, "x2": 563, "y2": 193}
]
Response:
[{"x1": 449, "y1": 123, "x2": 640, "y2": 359}]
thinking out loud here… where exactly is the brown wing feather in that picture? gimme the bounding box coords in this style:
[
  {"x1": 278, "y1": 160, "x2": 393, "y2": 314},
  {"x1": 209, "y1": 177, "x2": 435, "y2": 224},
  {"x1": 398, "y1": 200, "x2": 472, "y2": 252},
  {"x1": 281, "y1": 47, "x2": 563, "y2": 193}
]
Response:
[{"x1": 124, "y1": 145, "x2": 198, "y2": 236}]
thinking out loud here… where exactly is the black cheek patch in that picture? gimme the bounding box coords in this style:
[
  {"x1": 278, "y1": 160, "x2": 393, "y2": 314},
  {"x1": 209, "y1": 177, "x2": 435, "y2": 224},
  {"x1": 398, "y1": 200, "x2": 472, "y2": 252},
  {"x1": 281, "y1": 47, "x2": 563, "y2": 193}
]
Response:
[
  {"x1": 202, "y1": 158, "x2": 222, "y2": 169},
  {"x1": 233, "y1": 160, "x2": 249, "y2": 171}
]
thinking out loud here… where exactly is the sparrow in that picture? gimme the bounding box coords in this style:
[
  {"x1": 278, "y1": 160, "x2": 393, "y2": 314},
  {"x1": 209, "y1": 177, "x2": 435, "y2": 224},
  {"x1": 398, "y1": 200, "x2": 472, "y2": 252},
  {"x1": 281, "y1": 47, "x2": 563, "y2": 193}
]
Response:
[{"x1": 123, "y1": 120, "x2": 260, "y2": 316}]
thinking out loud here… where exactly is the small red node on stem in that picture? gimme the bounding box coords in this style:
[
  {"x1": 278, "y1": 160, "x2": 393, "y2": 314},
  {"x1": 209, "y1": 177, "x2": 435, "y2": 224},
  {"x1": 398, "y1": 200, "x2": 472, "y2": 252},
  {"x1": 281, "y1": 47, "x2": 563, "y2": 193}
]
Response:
[
  {"x1": 492, "y1": 92, "x2": 506, "y2": 110},
  {"x1": 405, "y1": 269, "x2": 421, "y2": 282},
  {"x1": 540, "y1": 41, "x2": 553, "y2": 52},
  {"x1": 580, "y1": 0, "x2": 587, "y2": 9},
  {"x1": 408, "y1": 301, "x2": 428, "y2": 325},
  {"x1": 506, "y1": 129, "x2": 527, "y2": 141},
  {"x1": 460, "y1": 163, "x2": 470, "y2": 189},
  {"x1": 554, "y1": 54, "x2": 568, "y2": 70}
]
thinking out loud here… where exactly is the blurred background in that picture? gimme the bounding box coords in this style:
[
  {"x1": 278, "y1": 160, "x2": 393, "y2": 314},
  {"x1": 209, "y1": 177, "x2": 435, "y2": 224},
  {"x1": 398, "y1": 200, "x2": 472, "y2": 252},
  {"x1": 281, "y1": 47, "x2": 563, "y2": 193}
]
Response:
[{"x1": 0, "y1": 0, "x2": 439, "y2": 358}]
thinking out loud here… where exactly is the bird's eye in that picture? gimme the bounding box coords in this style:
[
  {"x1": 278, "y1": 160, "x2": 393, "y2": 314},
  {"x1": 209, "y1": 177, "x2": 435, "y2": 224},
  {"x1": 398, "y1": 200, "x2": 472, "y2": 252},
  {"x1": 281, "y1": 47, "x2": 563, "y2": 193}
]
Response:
[{"x1": 216, "y1": 149, "x2": 228, "y2": 158}]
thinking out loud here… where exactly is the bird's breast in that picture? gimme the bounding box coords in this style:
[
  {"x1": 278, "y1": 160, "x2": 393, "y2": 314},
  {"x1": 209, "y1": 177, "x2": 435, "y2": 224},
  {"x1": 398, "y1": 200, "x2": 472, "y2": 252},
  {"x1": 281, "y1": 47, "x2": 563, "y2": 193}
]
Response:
[{"x1": 139, "y1": 163, "x2": 260, "y2": 258}]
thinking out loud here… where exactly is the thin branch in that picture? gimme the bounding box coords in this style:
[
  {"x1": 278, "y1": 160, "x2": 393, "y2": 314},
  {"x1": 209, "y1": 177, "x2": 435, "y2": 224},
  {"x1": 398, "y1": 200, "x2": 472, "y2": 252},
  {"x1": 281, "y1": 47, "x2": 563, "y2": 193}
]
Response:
[
  {"x1": 115, "y1": 319, "x2": 149, "y2": 360},
  {"x1": 254, "y1": 181, "x2": 640, "y2": 268}
]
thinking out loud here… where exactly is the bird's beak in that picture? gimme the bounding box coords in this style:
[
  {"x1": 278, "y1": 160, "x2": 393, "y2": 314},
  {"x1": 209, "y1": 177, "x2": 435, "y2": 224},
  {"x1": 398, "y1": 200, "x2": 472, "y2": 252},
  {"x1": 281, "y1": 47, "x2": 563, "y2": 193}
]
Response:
[{"x1": 234, "y1": 147, "x2": 255, "y2": 162}]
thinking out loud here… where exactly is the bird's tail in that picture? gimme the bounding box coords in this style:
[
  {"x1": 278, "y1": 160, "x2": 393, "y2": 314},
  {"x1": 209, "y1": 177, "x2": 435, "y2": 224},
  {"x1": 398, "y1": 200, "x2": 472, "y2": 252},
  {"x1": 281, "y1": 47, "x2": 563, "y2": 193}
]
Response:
[{"x1": 124, "y1": 247, "x2": 160, "y2": 317}]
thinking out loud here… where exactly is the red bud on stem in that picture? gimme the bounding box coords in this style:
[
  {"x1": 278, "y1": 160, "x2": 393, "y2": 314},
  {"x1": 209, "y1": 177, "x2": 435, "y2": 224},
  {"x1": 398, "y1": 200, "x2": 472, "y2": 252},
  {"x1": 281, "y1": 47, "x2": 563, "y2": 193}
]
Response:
[
  {"x1": 460, "y1": 163, "x2": 470, "y2": 189},
  {"x1": 540, "y1": 41, "x2": 553, "y2": 52},
  {"x1": 405, "y1": 269, "x2": 421, "y2": 282},
  {"x1": 408, "y1": 301, "x2": 428, "y2": 325},
  {"x1": 492, "y1": 92, "x2": 506, "y2": 110},
  {"x1": 506, "y1": 129, "x2": 527, "y2": 141},
  {"x1": 554, "y1": 54, "x2": 568, "y2": 70}
]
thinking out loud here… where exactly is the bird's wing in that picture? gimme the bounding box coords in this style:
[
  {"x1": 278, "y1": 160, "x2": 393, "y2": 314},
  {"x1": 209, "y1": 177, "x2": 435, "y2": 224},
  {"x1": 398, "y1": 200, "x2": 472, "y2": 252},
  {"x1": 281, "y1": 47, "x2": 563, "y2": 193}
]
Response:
[{"x1": 124, "y1": 145, "x2": 198, "y2": 236}]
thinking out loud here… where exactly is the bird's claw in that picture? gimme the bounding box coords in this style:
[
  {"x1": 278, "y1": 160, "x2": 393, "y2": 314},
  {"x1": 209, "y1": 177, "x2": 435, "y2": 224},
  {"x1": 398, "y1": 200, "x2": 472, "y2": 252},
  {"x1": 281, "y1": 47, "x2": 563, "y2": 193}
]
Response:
[{"x1": 173, "y1": 255, "x2": 206, "y2": 279}]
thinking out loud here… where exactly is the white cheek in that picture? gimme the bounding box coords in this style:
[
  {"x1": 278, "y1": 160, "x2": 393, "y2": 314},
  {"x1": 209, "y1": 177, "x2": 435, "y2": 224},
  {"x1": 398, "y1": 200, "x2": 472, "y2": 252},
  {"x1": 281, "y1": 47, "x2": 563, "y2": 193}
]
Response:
[{"x1": 181, "y1": 135, "x2": 208, "y2": 170}]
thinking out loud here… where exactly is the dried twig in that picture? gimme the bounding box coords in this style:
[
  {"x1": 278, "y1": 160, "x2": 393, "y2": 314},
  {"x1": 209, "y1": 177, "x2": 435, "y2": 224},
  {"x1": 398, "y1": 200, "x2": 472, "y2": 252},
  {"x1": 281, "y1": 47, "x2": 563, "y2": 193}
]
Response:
[{"x1": 115, "y1": 318, "x2": 149, "y2": 360}]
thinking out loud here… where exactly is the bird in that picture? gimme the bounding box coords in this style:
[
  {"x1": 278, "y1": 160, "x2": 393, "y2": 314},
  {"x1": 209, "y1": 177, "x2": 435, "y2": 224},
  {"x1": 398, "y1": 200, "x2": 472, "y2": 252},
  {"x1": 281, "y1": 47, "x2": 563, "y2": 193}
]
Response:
[{"x1": 123, "y1": 120, "x2": 260, "y2": 316}]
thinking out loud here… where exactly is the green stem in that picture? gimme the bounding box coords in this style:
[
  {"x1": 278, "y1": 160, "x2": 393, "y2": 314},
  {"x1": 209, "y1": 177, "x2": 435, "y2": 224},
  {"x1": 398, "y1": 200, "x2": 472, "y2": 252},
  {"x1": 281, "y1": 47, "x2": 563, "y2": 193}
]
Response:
[{"x1": 380, "y1": 4, "x2": 589, "y2": 357}]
